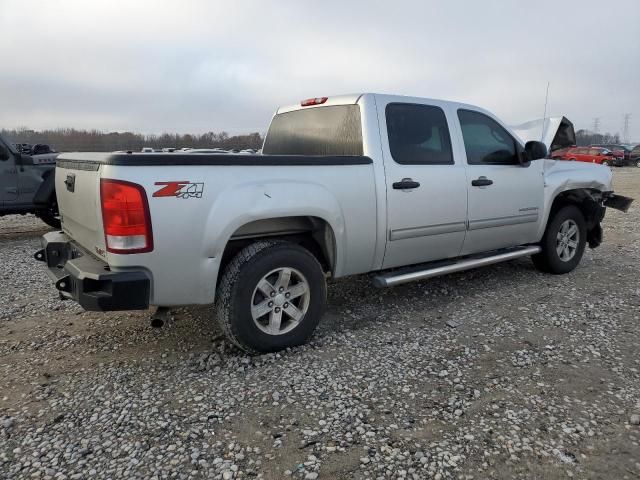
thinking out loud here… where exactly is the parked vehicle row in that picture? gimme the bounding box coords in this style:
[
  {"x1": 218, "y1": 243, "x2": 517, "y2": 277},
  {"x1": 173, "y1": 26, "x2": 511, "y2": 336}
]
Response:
[
  {"x1": 140, "y1": 147, "x2": 260, "y2": 154},
  {"x1": 36, "y1": 93, "x2": 633, "y2": 353},
  {"x1": 551, "y1": 144, "x2": 640, "y2": 168},
  {"x1": 551, "y1": 146, "x2": 620, "y2": 166},
  {"x1": 591, "y1": 144, "x2": 636, "y2": 165}
]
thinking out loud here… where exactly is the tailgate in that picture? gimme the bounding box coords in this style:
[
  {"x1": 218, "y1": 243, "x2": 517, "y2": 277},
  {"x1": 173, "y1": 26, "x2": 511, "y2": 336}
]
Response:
[{"x1": 55, "y1": 156, "x2": 106, "y2": 257}]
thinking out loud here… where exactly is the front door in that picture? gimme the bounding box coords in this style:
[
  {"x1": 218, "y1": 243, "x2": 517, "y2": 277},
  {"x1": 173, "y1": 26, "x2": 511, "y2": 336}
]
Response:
[
  {"x1": 456, "y1": 109, "x2": 544, "y2": 255},
  {"x1": 380, "y1": 101, "x2": 468, "y2": 269}
]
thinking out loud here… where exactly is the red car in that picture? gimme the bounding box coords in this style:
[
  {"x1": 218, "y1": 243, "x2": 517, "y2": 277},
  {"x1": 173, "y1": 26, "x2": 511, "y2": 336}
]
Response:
[{"x1": 553, "y1": 146, "x2": 617, "y2": 166}]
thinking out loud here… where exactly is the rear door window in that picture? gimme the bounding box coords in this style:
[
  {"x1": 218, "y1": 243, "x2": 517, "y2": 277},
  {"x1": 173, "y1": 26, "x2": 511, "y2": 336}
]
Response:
[
  {"x1": 263, "y1": 105, "x2": 363, "y2": 156},
  {"x1": 385, "y1": 103, "x2": 454, "y2": 165}
]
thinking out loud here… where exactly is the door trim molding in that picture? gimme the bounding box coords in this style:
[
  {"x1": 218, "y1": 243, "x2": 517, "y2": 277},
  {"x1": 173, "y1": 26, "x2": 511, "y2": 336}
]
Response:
[
  {"x1": 389, "y1": 221, "x2": 467, "y2": 241},
  {"x1": 468, "y1": 212, "x2": 538, "y2": 231}
]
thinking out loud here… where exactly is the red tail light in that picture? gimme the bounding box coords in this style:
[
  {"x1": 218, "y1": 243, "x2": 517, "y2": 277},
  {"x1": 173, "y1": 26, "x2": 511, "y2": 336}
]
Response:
[
  {"x1": 100, "y1": 179, "x2": 153, "y2": 254},
  {"x1": 301, "y1": 97, "x2": 328, "y2": 107}
]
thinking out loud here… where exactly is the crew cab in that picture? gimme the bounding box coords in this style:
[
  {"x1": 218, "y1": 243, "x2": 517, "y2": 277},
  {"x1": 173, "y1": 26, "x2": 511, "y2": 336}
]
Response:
[{"x1": 36, "y1": 94, "x2": 632, "y2": 353}]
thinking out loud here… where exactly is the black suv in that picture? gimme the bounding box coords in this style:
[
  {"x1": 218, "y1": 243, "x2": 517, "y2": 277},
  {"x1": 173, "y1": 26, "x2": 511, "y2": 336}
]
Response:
[{"x1": 0, "y1": 133, "x2": 60, "y2": 228}]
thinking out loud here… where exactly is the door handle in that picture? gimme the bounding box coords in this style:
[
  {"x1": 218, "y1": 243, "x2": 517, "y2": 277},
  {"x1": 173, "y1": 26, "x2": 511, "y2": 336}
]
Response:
[
  {"x1": 471, "y1": 177, "x2": 493, "y2": 187},
  {"x1": 392, "y1": 178, "x2": 421, "y2": 190}
]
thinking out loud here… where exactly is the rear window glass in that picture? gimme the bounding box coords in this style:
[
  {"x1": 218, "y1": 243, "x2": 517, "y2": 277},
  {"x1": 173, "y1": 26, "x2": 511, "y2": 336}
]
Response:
[
  {"x1": 262, "y1": 105, "x2": 363, "y2": 156},
  {"x1": 385, "y1": 103, "x2": 453, "y2": 165}
]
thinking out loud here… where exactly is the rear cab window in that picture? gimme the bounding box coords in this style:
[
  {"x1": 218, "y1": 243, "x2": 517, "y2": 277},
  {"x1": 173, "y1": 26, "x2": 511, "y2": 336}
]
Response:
[{"x1": 262, "y1": 105, "x2": 363, "y2": 156}]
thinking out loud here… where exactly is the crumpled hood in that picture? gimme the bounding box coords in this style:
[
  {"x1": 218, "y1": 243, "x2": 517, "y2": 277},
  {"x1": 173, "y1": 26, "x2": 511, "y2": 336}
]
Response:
[{"x1": 511, "y1": 116, "x2": 576, "y2": 152}]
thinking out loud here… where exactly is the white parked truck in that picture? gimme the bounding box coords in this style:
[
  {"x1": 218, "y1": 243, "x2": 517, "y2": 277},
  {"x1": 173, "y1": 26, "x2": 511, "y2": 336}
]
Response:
[{"x1": 36, "y1": 94, "x2": 632, "y2": 353}]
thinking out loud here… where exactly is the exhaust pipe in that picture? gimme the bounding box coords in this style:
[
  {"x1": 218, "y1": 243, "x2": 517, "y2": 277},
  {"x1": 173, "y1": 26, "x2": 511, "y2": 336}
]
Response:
[{"x1": 151, "y1": 307, "x2": 171, "y2": 328}]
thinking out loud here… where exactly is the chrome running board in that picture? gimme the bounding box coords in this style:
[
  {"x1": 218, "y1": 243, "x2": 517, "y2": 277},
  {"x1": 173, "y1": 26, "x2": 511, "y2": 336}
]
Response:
[{"x1": 373, "y1": 246, "x2": 541, "y2": 288}]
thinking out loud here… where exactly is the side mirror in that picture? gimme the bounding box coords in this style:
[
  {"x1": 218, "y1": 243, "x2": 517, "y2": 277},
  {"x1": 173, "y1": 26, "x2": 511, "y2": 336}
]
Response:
[{"x1": 524, "y1": 141, "x2": 548, "y2": 161}]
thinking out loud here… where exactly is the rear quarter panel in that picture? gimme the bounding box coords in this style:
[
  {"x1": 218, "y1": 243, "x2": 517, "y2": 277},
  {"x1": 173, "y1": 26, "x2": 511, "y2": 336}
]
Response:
[{"x1": 103, "y1": 163, "x2": 377, "y2": 306}]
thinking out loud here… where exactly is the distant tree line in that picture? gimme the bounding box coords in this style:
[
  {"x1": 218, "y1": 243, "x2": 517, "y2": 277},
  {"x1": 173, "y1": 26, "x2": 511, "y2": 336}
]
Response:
[
  {"x1": 1, "y1": 128, "x2": 264, "y2": 152},
  {"x1": 575, "y1": 129, "x2": 621, "y2": 146}
]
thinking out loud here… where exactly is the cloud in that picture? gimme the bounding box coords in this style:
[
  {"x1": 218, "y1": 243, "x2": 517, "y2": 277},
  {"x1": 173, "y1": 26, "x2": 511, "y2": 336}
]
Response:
[{"x1": 2, "y1": 0, "x2": 639, "y2": 139}]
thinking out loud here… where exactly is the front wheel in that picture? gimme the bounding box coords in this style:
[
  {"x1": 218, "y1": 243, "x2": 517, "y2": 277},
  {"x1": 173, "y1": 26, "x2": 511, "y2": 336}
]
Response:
[
  {"x1": 215, "y1": 240, "x2": 326, "y2": 353},
  {"x1": 601, "y1": 160, "x2": 610, "y2": 167},
  {"x1": 532, "y1": 205, "x2": 587, "y2": 274}
]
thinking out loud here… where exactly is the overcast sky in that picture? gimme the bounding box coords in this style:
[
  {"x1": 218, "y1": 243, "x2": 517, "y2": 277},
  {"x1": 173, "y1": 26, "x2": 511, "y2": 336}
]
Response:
[{"x1": 2, "y1": 0, "x2": 639, "y2": 140}]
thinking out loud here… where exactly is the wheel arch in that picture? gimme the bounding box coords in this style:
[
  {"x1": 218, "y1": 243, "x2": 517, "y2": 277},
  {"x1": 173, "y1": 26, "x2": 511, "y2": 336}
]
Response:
[
  {"x1": 218, "y1": 216, "x2": 337, "y2": 284},
  {"x1": 546, "y1": 188, "x2": 606, "y2": 248}
]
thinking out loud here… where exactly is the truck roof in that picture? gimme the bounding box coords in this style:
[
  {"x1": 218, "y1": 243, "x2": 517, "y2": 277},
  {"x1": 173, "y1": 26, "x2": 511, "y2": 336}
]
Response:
[{"x1": 276, "y1": 93, "x2": 497, "y2": 118}]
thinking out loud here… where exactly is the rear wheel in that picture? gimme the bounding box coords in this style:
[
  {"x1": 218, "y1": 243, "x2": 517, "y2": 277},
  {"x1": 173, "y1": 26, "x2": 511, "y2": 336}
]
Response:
[
  {"x1": 602, "y1": 160, "x2": 610, "y2": 167},
  {"x1": 532, "y1": 205, "x2": 587, "y2": 274},
  {"x1": 636, "y1": 159, "x2": 640, "y2": 168},
  {"x1": 215, "y1": 240, "x2": 326, "y2": 353}
]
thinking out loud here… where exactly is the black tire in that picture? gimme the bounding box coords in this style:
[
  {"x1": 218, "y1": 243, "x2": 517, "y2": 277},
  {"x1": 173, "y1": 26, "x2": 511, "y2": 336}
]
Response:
[
  {"x1": 36, "y1": 201, "x2": 61, "y2": 229},
  {"x1": 532, "y1": 205, "x2": 587, "y2": 274},
  {"x1": 215, "y1": 240, "x2": 326, "y2": 353},
  {"x1": 602, "y1": 160, "x2": 610, "y2": 167}
]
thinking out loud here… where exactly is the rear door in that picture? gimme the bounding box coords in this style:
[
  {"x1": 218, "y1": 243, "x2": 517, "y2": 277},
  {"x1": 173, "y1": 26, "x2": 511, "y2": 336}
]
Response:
[
  {"x1": 589, "y1": 148, "x2": 603, "y2": 164},
  {"x1": 378, "y1": 100, "x2": 468, "y2": 269},
  {"x1": 576, "y1": 148, "x2": 589, "y2": 162},
  {"x1": 456, "y1": 108, "x2": 544, "y2": 255}
]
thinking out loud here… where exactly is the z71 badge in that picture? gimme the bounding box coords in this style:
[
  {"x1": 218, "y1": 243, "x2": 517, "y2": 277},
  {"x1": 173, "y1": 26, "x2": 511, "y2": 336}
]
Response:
[{"x1": 153, "y1": 181, "x2": 204, "y2": 199}]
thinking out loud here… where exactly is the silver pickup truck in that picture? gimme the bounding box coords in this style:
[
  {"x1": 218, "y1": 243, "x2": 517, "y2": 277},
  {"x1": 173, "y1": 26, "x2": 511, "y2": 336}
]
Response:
[{"x1": 36, "y1": 93, "x2": 632, "y2": 353}]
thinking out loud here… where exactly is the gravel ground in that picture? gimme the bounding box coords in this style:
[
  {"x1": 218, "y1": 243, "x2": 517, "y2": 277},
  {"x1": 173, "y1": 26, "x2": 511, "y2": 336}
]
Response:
[{"x1": 1, "y1": 169, "x2": 639, "y2": 480}]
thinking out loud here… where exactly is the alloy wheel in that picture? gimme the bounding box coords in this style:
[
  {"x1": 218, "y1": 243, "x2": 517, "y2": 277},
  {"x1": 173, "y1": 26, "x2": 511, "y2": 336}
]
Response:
[{"x1": 251, "y1": 267, "x2": 310, "y2": 335}]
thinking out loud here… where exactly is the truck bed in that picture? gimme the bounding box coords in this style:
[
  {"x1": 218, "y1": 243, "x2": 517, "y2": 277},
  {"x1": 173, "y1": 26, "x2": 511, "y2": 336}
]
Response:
[{"x1": 54, "y1": 152, "x2": 379, "y2": 306}]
